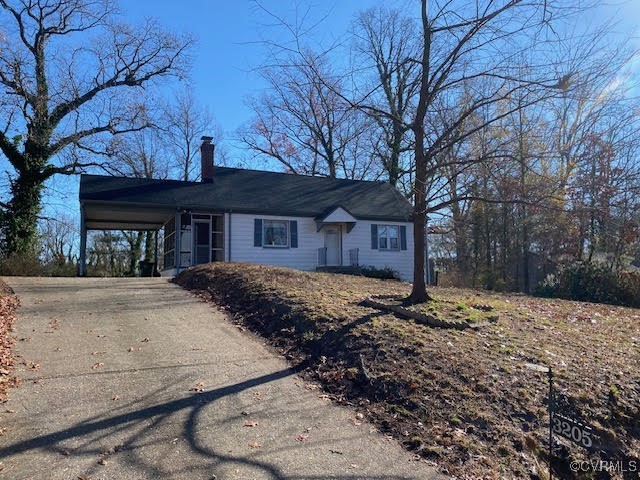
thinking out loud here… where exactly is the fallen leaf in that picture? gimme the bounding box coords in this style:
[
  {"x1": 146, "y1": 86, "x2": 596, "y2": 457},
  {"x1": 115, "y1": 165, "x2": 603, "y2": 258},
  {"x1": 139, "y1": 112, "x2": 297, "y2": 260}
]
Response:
[
  {"x1": 22, "y1": 360, "x2": 40, "y2": 371},
  {"x1": 248, "y1": 441, "x2": 262, "y2": 448},
  {"x1": 190, "y1": 382, "x2": 205, "y2": 392},
  {"x1": 91, "y1": 362, "x2": 104, "y2": 369},
  {"x1": 101, "y1": 445, "x2": 122, "y2": 456},
  {"x1": 243, "y1": 421, "x2": 258, "y2": 427}
]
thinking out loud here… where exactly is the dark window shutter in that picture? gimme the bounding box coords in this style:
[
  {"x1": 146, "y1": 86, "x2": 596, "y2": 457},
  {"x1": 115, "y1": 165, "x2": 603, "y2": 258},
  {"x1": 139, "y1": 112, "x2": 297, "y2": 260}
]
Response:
[
  {"x1": 400, "y1": 225, "x2": 407, "y2": 250},
  {"x1": 371, "y1": 224, "x2": 378, "y2": 250},
  {"x1": 254, "y1": 219, "x2": 262, "y2": 247},
  {"x1": 290, "y1": 220, "x2": 298, "y2": 248}
]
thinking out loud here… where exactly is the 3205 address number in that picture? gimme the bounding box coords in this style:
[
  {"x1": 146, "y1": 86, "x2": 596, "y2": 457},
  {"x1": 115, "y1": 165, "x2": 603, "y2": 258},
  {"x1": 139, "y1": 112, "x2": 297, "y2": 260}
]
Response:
[{"x1": 552, "y1": 412, "x2": 593, "y2": 448}]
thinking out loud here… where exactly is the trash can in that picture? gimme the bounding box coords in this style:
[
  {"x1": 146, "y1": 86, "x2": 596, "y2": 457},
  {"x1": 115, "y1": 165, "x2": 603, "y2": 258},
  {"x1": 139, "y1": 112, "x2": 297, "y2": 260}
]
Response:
[{"x1": 138, "y1": 260, "x2": 155, "y2": 277}]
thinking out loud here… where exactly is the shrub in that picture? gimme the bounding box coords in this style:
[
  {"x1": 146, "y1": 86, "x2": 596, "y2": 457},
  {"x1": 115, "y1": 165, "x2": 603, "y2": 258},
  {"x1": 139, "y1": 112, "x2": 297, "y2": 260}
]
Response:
[
  {"x1": 42, "y1": 261, "x2": 78, "y2": 277},
  {"x1": 535, "y1": 262, "x2": 640, "y2": 308},
  {"x1": 0, "y1": 253, "x2": 44, "y2": 276},
  {"x1": 357, "y1": 265, "x2": 401, "y2": 281}
]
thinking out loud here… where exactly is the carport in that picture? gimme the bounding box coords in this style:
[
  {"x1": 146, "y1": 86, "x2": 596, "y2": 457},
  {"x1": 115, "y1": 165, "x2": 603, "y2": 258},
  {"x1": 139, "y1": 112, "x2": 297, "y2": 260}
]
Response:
[{"x1": 79, "y1": 201, "x2": 175, "y2": 276}]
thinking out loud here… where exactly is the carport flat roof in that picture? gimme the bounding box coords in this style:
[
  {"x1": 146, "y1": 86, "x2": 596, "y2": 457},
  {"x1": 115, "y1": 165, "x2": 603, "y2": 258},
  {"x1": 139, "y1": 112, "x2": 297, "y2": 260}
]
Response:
[{"x1": 82, "y1": 202, "x2": 175, "y2": 230}]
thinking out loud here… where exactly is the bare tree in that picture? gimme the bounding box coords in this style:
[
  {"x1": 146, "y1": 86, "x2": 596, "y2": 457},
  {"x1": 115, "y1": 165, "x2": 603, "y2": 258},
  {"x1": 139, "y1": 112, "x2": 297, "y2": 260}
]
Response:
[
  {"x1": 105, "y1": 126, "x2": 167, "y2": 273},
  {"x1": 399, "y1": 0, "x2": 588, "y2": 302},
  {"x1": 162, "y1": 87, "x2": 219, "y2": 181},
  {"x1": 241, "y1": 47, "x2": 361, "y2": 178},
  {"x1": 40, "y1": 214, "x2": 77, "y2": 267},
  {"x1": 0, "y1": 0, "x2": 192, "y2": 257},
  {"x1": 352, "y1": 7, "x2": 420, "y2": 187}
]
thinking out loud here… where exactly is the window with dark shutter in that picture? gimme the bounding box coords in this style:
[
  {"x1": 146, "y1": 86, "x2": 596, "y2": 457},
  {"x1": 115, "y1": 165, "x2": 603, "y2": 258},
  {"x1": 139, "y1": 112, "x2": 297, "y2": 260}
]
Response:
[
  {"x1": 290, "y1": 220, "x2": 298, "y2": 248},
  {"x1": 254, "y1": 219, "x2": 262, "y2": 247},
  {"x1": 400, "y1": 225, "x2": 407, "y2": 250}
]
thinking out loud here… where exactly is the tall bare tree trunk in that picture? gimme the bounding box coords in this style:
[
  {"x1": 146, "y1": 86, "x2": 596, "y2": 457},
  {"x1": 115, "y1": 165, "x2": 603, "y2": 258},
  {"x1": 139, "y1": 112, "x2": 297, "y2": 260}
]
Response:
[{"x1": 409, "y1": 0, "x2": 431, "y2": 303}]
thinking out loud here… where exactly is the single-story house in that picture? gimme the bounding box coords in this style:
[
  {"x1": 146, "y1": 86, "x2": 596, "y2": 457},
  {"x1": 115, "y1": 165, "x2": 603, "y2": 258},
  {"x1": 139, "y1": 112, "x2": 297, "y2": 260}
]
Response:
[{"x1": 78, "y1": 137, "x2": 417, "y2": 280}]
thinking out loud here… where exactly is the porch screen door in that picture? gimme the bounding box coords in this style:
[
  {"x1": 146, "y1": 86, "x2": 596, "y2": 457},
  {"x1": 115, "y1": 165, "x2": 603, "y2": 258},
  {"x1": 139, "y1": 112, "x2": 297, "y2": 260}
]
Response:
[{"x1": 193, "y1": 221, "x2": 211, "y2": 265}]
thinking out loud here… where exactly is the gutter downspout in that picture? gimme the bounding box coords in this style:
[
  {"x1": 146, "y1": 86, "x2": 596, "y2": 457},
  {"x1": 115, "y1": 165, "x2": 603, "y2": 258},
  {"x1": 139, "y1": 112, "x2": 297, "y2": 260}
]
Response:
[{"x1": 228, "y1": 211, "x2": 232, "y2": 262}]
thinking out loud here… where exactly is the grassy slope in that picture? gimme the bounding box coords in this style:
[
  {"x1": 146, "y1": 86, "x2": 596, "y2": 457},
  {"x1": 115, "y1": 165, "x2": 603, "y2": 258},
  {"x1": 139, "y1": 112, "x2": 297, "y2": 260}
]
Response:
[
  {"x1": 0, "y1": 279, "x2": 20, "y2": 406},
  {"x1": 176, "y1": 263, "x2": 639, "y2": 479}
]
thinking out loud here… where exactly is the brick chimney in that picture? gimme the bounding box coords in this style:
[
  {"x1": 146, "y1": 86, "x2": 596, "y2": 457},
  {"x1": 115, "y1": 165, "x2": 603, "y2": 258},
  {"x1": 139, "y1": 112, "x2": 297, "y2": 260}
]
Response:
[{"x1": 200, "y1": 136, "x2": 215, "y2": 182}]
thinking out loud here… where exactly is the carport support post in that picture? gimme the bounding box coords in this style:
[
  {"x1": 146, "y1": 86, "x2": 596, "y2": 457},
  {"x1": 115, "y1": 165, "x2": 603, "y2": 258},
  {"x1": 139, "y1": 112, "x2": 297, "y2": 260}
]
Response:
[
  {"x1": 79, "y1": 206, "x2": 87, "y2": 276},
  {"x1": 153, "y1": 230, "x2": 159, "y2": 275},
  {"x1": 175, "y1": 212, "x2": 181, "y2": 274}
]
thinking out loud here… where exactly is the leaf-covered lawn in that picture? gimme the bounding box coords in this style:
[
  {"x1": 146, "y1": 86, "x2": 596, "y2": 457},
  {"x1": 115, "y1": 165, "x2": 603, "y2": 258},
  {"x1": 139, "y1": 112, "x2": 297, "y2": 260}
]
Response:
[
  {"x1": 0, "y1": 280, "x2": 20, "y2": 404},
  {"x1": 176, "y1": 263, "x2": 640, "y2": 479}
]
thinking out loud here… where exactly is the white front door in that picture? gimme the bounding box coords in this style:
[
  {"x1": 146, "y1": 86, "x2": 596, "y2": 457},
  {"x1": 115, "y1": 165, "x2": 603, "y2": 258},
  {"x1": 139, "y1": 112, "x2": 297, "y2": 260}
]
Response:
[{"x1": 324, "y1": 227, "x2": 341, "y2": 266}]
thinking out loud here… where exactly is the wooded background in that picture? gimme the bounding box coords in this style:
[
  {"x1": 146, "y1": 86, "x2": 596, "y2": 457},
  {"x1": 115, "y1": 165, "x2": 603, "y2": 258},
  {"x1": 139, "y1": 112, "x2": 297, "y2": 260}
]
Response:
[{"x1": 0, "y1": 1, "x2": 638, "y2": 301}]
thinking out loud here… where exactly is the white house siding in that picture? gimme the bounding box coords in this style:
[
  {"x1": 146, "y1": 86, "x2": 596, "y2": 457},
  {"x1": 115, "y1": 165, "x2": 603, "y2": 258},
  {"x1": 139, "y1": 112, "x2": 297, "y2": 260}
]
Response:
[
  {"x1": 229, "y1": 213, "x2": 415, "y2": 282},
  {"x1": 341, "y1": 220, "x2": 414, "y2": 282},
  {"x1": 229, "y1": 213, "x2": 324, "y2": 271}
]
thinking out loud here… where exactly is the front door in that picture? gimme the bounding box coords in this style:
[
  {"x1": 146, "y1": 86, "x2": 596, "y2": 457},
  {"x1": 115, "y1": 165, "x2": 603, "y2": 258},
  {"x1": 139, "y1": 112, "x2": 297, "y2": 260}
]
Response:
[
  {"x1": 193, "y1": 220, "x2": 211, "y2": 265},
  {"x1": 324, "y1": 227, "x2": 341, "y2": 266}
]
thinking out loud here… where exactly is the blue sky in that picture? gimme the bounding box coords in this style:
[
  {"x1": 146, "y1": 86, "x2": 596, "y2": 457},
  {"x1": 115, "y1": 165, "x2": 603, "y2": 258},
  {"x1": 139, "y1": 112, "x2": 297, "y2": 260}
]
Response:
[
  {"x1": 45, "y1": 0, "x2": 389, "y2": 215},
  {"x1": 43, "y1": 0, "x2": 640, "y2": 223},
  {"x1": 120, "y1": 0, "x2": 640, "y2": 147},
  {"x1": 124, "y1": 0, "x2": 387, "y2": 147}
]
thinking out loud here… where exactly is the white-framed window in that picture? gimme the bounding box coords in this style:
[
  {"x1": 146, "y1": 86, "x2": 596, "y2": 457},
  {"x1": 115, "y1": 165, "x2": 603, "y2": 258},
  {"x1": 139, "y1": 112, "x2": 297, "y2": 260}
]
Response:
[
  {"x1": 263, "y1": 220, "x2": 289, "y2": 247},
  {"x1": 378, "y1": 225, "x2": 400, "y2": 251}
]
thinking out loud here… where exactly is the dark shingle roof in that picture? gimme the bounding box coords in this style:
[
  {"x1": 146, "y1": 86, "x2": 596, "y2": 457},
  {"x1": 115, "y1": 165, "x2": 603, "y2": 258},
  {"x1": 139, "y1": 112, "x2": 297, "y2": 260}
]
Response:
[{"x1": 79, "y1": 167, "x2": 413, "y2": 221}]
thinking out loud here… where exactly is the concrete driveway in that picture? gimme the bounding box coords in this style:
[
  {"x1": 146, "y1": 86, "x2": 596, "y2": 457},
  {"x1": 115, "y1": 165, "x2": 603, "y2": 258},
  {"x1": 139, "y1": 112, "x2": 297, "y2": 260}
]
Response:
[{"x1": 0, "y1": 277, "x2": 443, "y2": 480}]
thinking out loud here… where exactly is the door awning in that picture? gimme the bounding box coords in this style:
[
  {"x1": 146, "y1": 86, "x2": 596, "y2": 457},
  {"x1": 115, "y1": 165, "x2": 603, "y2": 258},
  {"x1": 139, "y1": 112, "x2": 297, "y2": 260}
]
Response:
[{"x1": 315, "y1": 206, "x2": 357, "y2": 233}]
